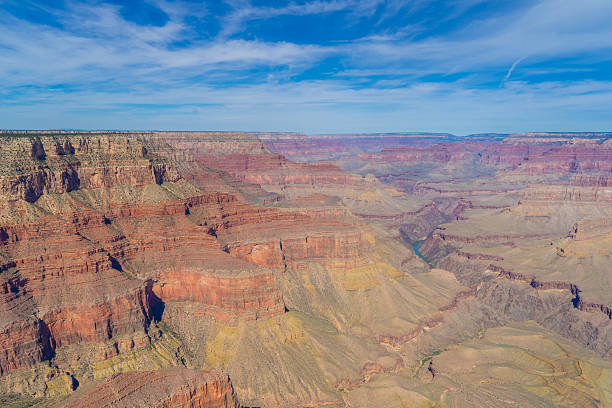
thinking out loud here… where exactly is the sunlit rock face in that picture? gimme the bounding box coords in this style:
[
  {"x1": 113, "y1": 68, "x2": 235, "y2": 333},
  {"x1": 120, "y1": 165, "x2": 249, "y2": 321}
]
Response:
[
  {"x1": 2, "y1": 130, "x2": 612, "y2": 407},
  {"x1": 62, "y1": 369, "x2": 241, "y2": 408}
]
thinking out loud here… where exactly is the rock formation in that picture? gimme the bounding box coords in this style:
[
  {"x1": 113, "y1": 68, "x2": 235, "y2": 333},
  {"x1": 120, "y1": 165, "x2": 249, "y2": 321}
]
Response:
[
  {"x1": 62, "y1": 369, "x2": 241, "y2": 408},
  {"x1": 1, "y1": 130, "x2": 612, "y2": 407}
]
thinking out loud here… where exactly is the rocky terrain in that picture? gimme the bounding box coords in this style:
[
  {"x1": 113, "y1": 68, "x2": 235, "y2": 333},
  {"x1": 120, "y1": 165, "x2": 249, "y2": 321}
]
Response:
[
  {"x1": 1, "y1": 130, "x2": 612, "y2": 407},
  {"x1": 62, "y1": 369, "x2": 241, "y2": 408}
]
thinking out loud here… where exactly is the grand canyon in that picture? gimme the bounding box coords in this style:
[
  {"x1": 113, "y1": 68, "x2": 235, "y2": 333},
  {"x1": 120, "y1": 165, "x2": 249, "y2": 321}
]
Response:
[{"x1": 1, "y1": 130, "x2": 612, "y2": 407}]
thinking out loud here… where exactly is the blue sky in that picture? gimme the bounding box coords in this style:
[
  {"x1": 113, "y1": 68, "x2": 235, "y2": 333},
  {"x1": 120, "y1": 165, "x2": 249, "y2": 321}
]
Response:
[{"x1": 1, "y1": 0, "x2": 611, "y2": 134}]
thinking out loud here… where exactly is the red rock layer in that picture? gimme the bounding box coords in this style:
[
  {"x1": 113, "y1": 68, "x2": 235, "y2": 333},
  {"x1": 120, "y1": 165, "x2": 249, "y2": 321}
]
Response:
[
  {"x1": 0, "y1": 213, "x2": 152, "y2": 375},
  {"x1": 62, "y1": 369, "x2": 241, "y2": 408},
  {"x1": 0, "y1": 132, "x2": 379, "y2": 379},
  {"x1": 255, "y1": 133, "x2": 612, "y2": 189},
  {"x1": 215, "y1": 215, "x2": 369, "y2": 271},
  {"x1": 0, "y1": 134, "x2": 286, "y2": 377},
  {"x1": 156, "y1": 132, "x2": 375, "y2": 271},
  {"x1": 152, "y1": 270, "x2": 284, "y2": 321},
  {"x1": 159, "y1": 131, "x2": 363, "y2": 190},
  {"x1": 300, "y1": 135, "x2": 612, "y2": 192},
  {"x1": 508, "y1": 145, "x2": 612, "y2": 174},
  {"x1": 356, "y1": 143, "x2": 478, "y2": 166},
  {"x1": 356, "y1": 141, "x2": 612, "y2": 177},
  {"x1": 258, "y1": 133, "x2": 454, "y2": 161},
  {"x1": 79, "y1": 195, "x2": 287, "y2": 323},
  {"x1": 197, "y1": 152, "x2": 359, "y2": 188}
]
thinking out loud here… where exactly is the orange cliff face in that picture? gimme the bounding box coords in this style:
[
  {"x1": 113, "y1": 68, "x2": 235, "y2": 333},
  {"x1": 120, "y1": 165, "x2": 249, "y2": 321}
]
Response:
[{"x1": 62, "y1": 369, "x2": 241, "y2": 408}]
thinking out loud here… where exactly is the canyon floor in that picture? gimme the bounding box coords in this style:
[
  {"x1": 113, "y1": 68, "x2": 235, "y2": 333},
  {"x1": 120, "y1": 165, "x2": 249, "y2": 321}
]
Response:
[{"x1": 1, "y1": 130, "x2": 612, "y2": 407}]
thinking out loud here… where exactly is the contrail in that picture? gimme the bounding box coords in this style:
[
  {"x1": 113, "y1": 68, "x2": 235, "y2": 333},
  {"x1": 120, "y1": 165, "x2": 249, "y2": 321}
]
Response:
[{"x1": 501, "y1": 56, "x2": 526, "y2": 86}]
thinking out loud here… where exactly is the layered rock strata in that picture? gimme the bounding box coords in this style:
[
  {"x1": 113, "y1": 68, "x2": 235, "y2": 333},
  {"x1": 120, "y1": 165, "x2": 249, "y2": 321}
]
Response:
[
  {"x1": 0, "y1": 134, "x2": 286, "y2": 381},
  {"x1": 62, "y1": 369, "x2": 241, "y2": 408}
]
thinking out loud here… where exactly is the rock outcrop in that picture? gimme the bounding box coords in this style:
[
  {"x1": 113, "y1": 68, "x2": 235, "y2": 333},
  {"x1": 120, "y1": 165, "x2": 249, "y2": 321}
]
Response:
[
  {"x1": 62, "y1": 369, "x2": 241, "y2": 408},
  {"x1": 0, "y1": 134, "x2": 179, "y2": 202}
]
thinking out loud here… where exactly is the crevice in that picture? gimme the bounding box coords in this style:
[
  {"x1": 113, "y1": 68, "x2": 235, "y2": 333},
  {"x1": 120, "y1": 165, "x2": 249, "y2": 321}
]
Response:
[
  {"x1": 145, "y1": 279, "x2": 165, "y2": 323},
  {"x1": 108, "y1": 255, "x2": 123, "y2": 272}
]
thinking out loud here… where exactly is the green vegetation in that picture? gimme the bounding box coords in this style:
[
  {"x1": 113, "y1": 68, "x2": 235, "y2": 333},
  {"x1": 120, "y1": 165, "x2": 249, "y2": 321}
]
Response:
[{"x1": 418, "y1": 349, "x2": 443, "y2": 370}]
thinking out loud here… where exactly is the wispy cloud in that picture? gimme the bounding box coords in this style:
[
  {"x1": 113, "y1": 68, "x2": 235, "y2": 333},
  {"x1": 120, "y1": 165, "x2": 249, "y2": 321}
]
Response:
[
  {"x1": 0, "y1": 2, "x2": 330, "y2": 88},
  {"x1": 348, "y1": 0, "x2": 612, "y2": 74}
]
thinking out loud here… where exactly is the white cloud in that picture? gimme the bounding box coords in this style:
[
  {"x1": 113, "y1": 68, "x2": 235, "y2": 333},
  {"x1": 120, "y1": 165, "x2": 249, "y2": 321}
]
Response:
[
  {"x1": 346, "y1": 0, "x2": 612, "y2": 77},
  {"x1": 0, "y1": 3, "x2": 330, "y2": 88}
]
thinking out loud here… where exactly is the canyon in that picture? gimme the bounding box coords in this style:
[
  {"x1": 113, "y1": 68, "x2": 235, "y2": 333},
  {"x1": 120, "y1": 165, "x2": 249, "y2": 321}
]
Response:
[{"x1": 1, "y1": 130, "x2": 612, "y2": 407}]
